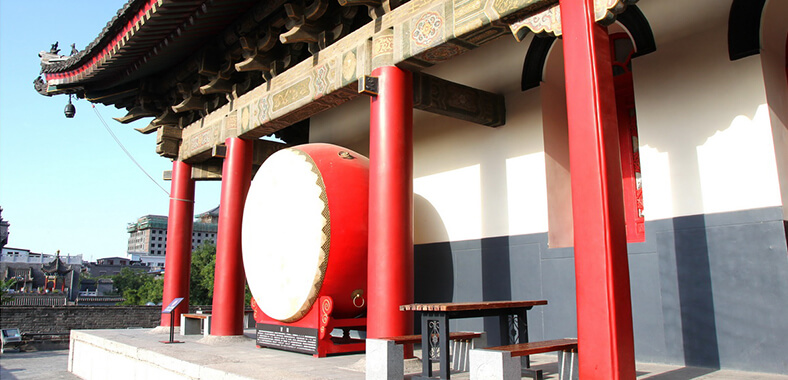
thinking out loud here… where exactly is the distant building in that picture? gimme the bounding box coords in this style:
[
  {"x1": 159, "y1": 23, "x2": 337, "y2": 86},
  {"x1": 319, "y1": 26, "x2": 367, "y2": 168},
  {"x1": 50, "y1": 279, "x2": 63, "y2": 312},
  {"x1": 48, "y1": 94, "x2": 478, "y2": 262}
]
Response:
[
  {"x1": 0, "y1": 207, "x2": 9, "y2": 249},
  {"x1": 78, "y1": 278, "x2": 115, "y2": 297},
  {"x1": 126, "y1": 207, "x2": 219, "y2": 262},
  {"x1": 1, "y1": 251, "x2": 81, "y2": 301},
  {"x1": 84, "y1": 256, "x2": 148, "y2": 277},
  {"x1": 1, "y1": 247, "x2": 83, "y2": 265},
  {"x1": 126, "y1": 215, "x2": 168, "y2": 256},
  {"x1": 42, "y1": 252, "x2": 76, "y2": 294}
]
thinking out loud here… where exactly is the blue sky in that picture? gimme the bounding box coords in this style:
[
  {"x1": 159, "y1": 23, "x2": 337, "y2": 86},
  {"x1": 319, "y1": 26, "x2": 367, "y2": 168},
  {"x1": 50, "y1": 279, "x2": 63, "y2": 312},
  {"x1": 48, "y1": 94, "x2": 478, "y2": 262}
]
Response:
[{"x1": 0, "y1": 1, "x2": 221, "y2": 261}]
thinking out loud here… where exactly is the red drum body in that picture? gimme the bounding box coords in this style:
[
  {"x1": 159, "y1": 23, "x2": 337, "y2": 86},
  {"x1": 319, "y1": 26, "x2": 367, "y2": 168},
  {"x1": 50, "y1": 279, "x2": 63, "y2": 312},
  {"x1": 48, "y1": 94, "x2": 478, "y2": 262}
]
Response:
[{"x1": 242, "y1": 143, "x2": 369, "y2": 323}]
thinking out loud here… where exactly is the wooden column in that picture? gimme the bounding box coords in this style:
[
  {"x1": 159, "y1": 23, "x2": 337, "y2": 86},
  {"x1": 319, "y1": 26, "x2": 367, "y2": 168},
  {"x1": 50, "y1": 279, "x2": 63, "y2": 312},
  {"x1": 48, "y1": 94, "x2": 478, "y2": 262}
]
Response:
[
  {"x1": 211, "y1": 137, "x2": 254, "y2": 336},
  {"x1": 559, "y1": 0, "x2": 637, "y2": 378},
  {"x1": 367, "y1": 66, "x2": 414, "y2": 342},
  {"x1": 160, "y1": 160, "x2": 195, "y2": 327}
]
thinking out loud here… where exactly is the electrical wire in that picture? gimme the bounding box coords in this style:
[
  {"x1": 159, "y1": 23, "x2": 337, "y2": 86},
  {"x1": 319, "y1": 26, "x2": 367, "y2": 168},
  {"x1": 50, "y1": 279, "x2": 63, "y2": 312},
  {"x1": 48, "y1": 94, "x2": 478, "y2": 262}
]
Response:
[{"x1": 91, "y1": 104, "x2": 171, "y2": 196}]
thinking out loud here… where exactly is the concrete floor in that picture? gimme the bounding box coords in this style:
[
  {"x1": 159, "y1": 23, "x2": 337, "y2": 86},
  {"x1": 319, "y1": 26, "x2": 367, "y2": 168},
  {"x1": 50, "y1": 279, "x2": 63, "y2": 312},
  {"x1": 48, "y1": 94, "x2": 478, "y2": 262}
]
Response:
[{"x1": 1, "y1": 328, "x2": 786, "y2": 379}]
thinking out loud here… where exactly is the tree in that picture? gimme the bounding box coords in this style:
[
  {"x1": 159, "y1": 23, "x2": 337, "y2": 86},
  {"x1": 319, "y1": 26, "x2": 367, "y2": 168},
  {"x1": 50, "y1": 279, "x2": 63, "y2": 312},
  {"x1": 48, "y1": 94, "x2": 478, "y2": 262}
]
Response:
[
  {"x1": 112, "y1": 267, "x2": 162, "y2": 305},
  {"x1": 122, "y1": 278, "x2": 164, "y2": 305},
  {"x1": 189, "y1": 243, "x2": 252, "y2": 306},
  {"x1": 112, "y1": 268, "x2": 147, "y2": 295},
  {"x1": 108, "y1": 243, "x2": 251, "y2": 306},
  {"x1": 190, "y1": 243, "x2": 216, "y2": 305},
  {"x1": 1, "y1": 278, "x2": 17, "y2": 305}
]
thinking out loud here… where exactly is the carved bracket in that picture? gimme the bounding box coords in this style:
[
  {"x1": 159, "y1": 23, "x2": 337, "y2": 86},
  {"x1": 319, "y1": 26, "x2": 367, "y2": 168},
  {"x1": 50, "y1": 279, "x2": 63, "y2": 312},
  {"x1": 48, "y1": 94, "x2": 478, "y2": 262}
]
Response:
[
  {"x1": 412, "y1": 72, "x2": 505, "y2": 128},
  {"x1": 114, "y1": 96, "x2": 157, "y2": 124},
  {"x1": 156, "y1": 126, "x2": 183, "y2": 158},
  {"x1": 509, "y1": 0, "x2": 636, "y2": 40}
]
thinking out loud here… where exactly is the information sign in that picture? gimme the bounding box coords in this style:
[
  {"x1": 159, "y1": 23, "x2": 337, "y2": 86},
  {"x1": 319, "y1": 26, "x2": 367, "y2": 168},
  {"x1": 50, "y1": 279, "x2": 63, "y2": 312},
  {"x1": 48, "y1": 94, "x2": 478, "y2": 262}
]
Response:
[
  {"x1": 162, "y1": 297, "x2": 184, "y2": 314},
  {"x1": 256, "y1": 324, "x2": 318, "y2": 355}
]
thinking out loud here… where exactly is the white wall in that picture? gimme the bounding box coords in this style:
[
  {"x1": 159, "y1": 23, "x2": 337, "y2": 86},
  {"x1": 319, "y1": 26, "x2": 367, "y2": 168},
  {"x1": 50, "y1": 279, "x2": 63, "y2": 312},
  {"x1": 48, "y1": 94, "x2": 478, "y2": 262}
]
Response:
[
  {"x1": 309, "y1": 1, "x2": 784, "y2": 245},
  {"x1": 760, "y1": 0, "x2": 788, "y2": 219},
  {"x1": 634, "y1": 5, "x2": 781, "y2": 219}
]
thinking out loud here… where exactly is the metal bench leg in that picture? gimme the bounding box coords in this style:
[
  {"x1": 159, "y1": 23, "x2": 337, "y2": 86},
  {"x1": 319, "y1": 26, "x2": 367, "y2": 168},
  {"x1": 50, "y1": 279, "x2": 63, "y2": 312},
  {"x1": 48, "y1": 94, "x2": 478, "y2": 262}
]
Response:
[
  {"x1": 365, "y1": 338, "x2": 403, "y2": 380},
  {"x1": 523, "y1": 368, "x2": 544, "y2": 380},
  {"x1": 452, "y1": 339, "x2": 473, "y2": 372},
  {"x1": 202, "y1": 315, "x2": 212, "y2": 337},
  {"x1": 557, "y1": 349, "x2": 579, "y2": 380}
]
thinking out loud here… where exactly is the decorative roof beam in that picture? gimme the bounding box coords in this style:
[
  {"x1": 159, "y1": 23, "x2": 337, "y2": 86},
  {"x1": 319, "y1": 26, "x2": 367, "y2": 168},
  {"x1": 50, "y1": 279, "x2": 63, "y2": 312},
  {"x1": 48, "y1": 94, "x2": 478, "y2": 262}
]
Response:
[
  {"x1": 177, "y1": 0, "x2": 561, "y2": 162},
  {"x1": 164, "y1": 139, "x2": 288, "y2": 180}
]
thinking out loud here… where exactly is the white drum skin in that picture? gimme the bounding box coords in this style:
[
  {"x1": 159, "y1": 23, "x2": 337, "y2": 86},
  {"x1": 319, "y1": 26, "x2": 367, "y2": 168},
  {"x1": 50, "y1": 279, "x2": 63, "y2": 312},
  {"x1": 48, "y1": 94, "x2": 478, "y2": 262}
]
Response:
[{"x1": 242, "y1": 143, "x2": 369, "y2": 323}]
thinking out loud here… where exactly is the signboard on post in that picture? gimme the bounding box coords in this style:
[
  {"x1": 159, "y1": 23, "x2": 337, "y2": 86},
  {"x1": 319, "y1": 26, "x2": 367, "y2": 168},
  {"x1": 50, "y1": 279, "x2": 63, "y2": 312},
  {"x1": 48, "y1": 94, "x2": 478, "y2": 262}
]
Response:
[
  {"x1": 162, "y1": 297, "x2": 184, "y2": 314},
  {"x1": 161, "y1": 297, "x2": 185, "y2": 344}
]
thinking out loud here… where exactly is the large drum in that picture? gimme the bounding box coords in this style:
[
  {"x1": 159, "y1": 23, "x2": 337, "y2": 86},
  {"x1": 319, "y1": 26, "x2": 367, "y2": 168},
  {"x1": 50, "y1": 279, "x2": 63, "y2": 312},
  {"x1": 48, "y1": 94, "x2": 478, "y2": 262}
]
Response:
[{"x1": 242, "y1": 143, "x2": 369, "y2": 323}]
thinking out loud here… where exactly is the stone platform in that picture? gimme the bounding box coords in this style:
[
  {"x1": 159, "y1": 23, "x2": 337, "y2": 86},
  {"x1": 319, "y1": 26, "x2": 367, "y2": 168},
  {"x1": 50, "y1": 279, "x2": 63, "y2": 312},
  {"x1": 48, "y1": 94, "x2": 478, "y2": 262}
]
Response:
[
  {"x1": 68, "y1": 328, "x2": 367, "y2": 380},
  {"x1": 65, "y1": 328, "x2": 788, "y2": 380}
]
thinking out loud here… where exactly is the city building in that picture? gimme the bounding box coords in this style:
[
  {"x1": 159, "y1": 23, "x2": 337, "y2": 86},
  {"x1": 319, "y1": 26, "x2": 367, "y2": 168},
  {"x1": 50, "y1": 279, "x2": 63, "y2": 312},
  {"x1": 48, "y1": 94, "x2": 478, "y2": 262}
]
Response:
[
  {"x1": 0, "y1": 207, "x2": 9, "y2": 249},
  {"x1": 84, "y1": 256, "x2": 148, "y2": 277},
  {"x1": 1, "y1": 247, "x2": 83, "y2": 266},
  {"x1": 126, "y1": 208, "x2": 219, "y2": 261},
  {"x1": 34, "y1": 0, "x2": 788, "y2": 376},
  {"x1": 1, "y1": 251, "x2": 81, "y2": 301}
]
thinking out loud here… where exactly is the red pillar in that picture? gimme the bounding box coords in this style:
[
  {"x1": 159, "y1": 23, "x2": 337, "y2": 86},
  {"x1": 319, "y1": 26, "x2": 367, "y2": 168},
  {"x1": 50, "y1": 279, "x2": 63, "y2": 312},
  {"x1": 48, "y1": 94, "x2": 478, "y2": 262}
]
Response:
[
  {"x1": 559, "y1": 0, "x2": 637, "y2": 378},
  {"x1": 211, "y1": 137, "x2": 254, "y2": 336},
  {"x1": 367, "y1": 66, "x2": 414, "y2": 340},
  {"x1": 161, "y1": 160, "x2": 195, "y2": 326}
]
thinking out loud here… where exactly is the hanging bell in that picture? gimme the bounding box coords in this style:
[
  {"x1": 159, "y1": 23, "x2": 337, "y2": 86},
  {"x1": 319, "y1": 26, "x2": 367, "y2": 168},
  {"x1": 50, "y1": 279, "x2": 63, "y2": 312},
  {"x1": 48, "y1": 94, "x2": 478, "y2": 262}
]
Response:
[{"x1": 64, "y1": 96, "x2": 76, "y2": 118}]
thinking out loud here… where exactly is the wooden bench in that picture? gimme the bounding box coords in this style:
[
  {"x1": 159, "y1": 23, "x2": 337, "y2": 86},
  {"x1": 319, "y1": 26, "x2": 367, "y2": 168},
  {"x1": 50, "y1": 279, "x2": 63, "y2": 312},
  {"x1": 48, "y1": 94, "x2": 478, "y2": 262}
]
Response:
[
  {"x1": 383, "y1": 331, "x2": 484, "y2": 345},
  {"x1": 470, "y1": 338, "x2": 578, "y2": 380},
  {"x1": 366, "y1": 331, "x2": 487, "y2": 380},
  {"x1": 180, "y1": 313, "x2": 212, "y2": 337},
  {"x1": 180, "y1": 310, "x2": 257, "y2": 337}
]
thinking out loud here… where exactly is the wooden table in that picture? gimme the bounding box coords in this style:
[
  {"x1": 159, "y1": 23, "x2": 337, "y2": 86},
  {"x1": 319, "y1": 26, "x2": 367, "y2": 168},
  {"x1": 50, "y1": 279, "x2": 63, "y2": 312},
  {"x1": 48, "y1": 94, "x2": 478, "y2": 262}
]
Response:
[{"x1": 400, "y1": 300, "x2": 548, "y2": 379}]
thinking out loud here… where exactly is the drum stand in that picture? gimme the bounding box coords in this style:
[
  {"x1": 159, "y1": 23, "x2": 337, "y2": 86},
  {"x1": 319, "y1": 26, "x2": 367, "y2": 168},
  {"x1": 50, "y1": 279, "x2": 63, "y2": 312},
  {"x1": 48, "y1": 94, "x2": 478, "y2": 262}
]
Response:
[{"x1": 254, "y1": 296, "x2": 367, "y2": 357}]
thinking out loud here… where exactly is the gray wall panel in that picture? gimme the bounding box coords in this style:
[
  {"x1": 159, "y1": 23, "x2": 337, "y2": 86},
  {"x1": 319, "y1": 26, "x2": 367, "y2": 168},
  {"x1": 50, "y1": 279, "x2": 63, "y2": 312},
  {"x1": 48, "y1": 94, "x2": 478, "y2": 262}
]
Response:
[
  {"x1": 629, "y1": 252, "x2": 668, "y2": 362},
  {"x1": 540, "y1": 256, "x2": 577, "y2": 340},
  {"x1": 412, "y1": 207, "x2": 788, "y2": 373},
  {"x1": 509, "y1": 242, "x2": 545, "y2": 341},
  {"x1": 704, "y1": 220, "x2": 788, "y2": 374}
]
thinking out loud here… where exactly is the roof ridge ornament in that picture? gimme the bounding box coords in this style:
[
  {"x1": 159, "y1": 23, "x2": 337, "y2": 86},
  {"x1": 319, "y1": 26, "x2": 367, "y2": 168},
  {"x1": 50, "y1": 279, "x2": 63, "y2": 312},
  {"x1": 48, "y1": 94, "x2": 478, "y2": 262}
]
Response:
[
  {"x1": 38, "y1": 41, "x2": 69, "y2": 65},
  {"x1": 508, "y1": 0, "x2": 637, "y2": 41}
]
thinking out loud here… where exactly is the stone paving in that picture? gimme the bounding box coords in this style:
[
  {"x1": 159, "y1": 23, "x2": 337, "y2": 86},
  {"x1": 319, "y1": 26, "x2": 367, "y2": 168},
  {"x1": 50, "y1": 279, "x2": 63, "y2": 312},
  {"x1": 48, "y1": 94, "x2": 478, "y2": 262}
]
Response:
[
  {"x1": 1, "y1": 329, "x2": 787, "y2": 379},
  {"x1": 0, "y1": 350, "x2": 79, "y2": 380}
]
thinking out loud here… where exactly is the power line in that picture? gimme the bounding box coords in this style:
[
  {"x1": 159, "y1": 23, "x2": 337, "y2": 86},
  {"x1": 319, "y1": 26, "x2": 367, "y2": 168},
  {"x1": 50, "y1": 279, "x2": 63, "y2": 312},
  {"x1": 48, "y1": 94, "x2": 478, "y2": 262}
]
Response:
[{"x1": 91, "y1": 104, "x2": 170, "y2": 196}]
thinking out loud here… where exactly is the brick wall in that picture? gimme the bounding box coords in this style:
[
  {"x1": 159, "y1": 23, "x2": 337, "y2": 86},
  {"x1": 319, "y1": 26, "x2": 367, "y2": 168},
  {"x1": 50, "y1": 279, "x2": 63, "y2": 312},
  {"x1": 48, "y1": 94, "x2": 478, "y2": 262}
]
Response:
[{"x1": 0, "y1": 306, "x2": 164, "y2": 334}]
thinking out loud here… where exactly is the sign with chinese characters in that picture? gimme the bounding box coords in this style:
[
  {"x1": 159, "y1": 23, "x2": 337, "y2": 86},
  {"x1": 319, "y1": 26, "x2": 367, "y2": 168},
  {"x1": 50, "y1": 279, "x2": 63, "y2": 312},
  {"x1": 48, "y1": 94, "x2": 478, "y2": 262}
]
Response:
[{"x1": 256, "y1": 324, "x2": 319, "y2": 355}]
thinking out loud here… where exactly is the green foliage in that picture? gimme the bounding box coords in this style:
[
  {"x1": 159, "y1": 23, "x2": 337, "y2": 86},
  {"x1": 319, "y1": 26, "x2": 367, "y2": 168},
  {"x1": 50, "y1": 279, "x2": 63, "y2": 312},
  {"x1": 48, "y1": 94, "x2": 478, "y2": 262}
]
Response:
[
  {"x1": 121, "y1": 278, "x2": 164, "y2": 305},
  {"x1": 190, "y1": 243, "x2": 216, "y2": 305},
  {"x1": 105, "y1": 243, "x2": 252, "y2": 307},
  {"x1": 112, "y1": 267, "x2": 162, "y2": 305},
  {"x1": 112, "y1": 268, "x2": 148, "y2": 295},
  {"x1": 1, "y1": 278, "x2": 17, "y2": 305},
  {"x1": 188, "y1": 243, "x2": 252, "y2": 306}
]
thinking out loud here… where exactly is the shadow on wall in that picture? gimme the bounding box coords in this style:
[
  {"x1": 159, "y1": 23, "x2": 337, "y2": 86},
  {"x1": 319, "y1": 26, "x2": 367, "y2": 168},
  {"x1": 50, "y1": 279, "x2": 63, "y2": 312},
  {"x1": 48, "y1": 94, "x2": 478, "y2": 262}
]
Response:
[
  {"x1": 671, "y1": 215, "x2": 720, "y2": 369},
  {"x1": 481, "y1": 235, "x2": 512, "y2": 346},
  {"x1": 414, "y1": 195, "x2": 520, "y2": 346},
  {"x1": 414, "y1": 194, "x2": 453, "y2": 305}
]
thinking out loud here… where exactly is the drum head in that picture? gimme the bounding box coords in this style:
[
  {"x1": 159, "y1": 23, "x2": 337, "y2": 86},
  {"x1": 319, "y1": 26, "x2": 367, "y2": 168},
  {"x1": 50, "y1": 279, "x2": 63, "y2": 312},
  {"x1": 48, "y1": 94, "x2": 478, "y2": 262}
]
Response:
[{"x1": 242, "y1": 147, "x2": 330, "y2": 322}]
